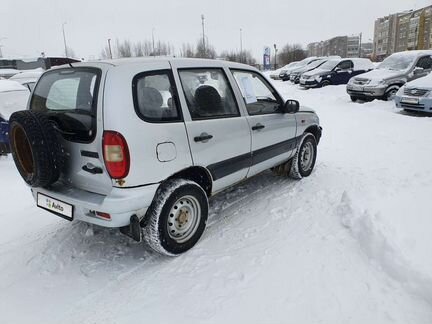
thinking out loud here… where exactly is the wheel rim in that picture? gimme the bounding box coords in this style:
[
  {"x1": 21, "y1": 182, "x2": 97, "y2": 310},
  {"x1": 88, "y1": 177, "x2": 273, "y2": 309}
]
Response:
[
  {"x1": 167, "y1": 195, "x2": 201, "y2": 243},
  {"x1": 387, "y1": 89, "x2": 398, "y2": 100},
  {"x1": 322, "y1": 81, "x2": 329, "y2": 87},
  {"x1": 300, "y1": 141, "x2": 314, "y2": 172}
]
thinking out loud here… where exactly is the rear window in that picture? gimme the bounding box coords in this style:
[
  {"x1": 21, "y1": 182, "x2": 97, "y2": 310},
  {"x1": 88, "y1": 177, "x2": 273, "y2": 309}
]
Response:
[{"x1": 30, "y1": 67, "x2": 101, "y2": 142}]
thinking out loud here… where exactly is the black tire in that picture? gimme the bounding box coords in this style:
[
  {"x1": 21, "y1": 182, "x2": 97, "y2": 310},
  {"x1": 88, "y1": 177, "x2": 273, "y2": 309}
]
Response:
[
  {"x1": 383, "y1": 86, "x2": 400, "y2": 101},
  {"x1": 144, "y1": 179, "x2": 208, "y2": 256},
  {"x1": 350, "y1": 96, "x2": 359, "y2": 102},
  {"x1": 289, "y1": 133, "x2": 317, "y2": 180},
  {"x1": 321, "y1": 80, "x2": 331, "y2": 87},
  {"x1": 9, "y1": 111, "x2": 64, "y2": 188}
]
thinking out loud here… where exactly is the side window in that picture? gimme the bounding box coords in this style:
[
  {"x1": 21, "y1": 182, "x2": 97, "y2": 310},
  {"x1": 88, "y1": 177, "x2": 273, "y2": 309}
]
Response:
[
  {"x1": 232, "y1": 70, "x2": 281, "y2": 115},
  {"x1": 337, "y1": 60, "x2": 353, "y2": 70},
  {"x1": 416, "y1": 56, "x2": 432, "y2": 70},
  {"x1": 133, "y1": 71, "x2": 181, "y2": 122},
  {"x1": 178, "y1": 69, "x2": 239, "y2": 120}
]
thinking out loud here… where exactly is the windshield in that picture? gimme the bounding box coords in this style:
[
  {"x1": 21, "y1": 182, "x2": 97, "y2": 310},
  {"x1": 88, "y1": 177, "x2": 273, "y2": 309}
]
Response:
[
  {"x1": 319, "y1": 59, "x2": 340, "y2": 70},
  {"x1": 378, "y1": 53, "x2": 417, "y2": 71},
  {"x1": 30, "y1": 67, "x2": 101, "y2": 142},
  {"x1": 308, "y1": 59, "x2": 326, "y2": 69}
]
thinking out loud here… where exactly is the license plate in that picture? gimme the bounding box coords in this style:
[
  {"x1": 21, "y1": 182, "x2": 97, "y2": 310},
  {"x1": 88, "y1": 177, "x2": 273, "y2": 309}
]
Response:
[
  {"x1": 37, "y1": 193, "x2": 73, "y2": 220},
  {"x1": 348, "y1": 85, "x2": 363, "y2": 91},
  {"x1": 401, "y1": 97, "x2": 419, "y2": 104}
]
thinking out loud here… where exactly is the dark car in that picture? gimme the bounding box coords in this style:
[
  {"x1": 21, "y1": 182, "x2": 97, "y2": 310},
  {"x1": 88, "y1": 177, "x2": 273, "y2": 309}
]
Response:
[
  {"x1": 299, "y1": 58, "x2": 375, "y2": 88},
  {"x1": 289, "y1": 57, "x2": 340, "y2": 84}
]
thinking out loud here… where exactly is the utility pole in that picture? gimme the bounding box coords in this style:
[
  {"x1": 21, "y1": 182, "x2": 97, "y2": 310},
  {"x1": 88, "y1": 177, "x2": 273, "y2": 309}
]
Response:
[
  {"x1": 152, "y1": 28, "x2": 155, "y2": 55},
  {"x1": 240, "y1": 28, "x2": 243, "y2": 63},
  {"x1": 62, "y1": 22, "x2": 68, "y2": 57},
  {"x1": 0, "y1": 38, "x2": 5, "y2": 58},
  {"x1": 358, "y1": 32, "x2": 362, "y2": 58},
  {"x1": 107, "y1": 38, "x2": 113, "y2": 59},
  {"x1": 201, "y1": 14, "x2": 206, "y2": 56},
  {"x1": 273, "y1": 43, "x2": 278, "y2": 70}
]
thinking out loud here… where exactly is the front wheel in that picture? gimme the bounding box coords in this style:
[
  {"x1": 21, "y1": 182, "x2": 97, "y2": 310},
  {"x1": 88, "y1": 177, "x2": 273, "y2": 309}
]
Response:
[
  {"x1": 289, "y1": 133, "x2": 318, "y2": 179},
  {"x1": 384, "y1": 86, "x2": 400, "y2": 101},
  {"x1": 321, "y1": 80, "x2": 330, "y2": 87},
  {"x1": 143, "y1": 179, "x2": 208, "y2": 256}
]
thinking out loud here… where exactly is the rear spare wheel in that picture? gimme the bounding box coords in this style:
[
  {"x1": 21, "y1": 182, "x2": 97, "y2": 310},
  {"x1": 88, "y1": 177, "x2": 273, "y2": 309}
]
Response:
[{"x1": 9, "y1": 111, "x2": 64, "y2": 188}]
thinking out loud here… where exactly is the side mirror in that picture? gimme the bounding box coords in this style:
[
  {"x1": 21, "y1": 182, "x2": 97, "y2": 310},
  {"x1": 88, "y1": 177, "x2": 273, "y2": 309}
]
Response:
[
  {"x1": 283, "y1": 99, "x2": 300, "y2": 114},
  {"x1": 413, "y1": 67, "x2": 424, "y2": 75},
  {"x1": 334, "y1": 67, "x2": 342, "y2": 73}
]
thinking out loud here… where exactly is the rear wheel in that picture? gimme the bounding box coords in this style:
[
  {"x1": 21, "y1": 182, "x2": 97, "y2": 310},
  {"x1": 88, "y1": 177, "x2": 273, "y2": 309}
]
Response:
[
  {"x1": 144, "y1": 179, "x2": 208, "y2": 256},
  {"x1": 321, "y1": 80, "x2": 331, "y2": 87}
]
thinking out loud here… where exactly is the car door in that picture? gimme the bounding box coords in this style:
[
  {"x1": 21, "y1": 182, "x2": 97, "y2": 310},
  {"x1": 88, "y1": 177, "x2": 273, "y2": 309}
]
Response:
[
  {"x1": 173, "y1": 65, "x2": 252, "y2": 193},
  {"x1": 333, "y1": 60, "x2": 354, "y2": 84},
  {"x1": 410, "y1": 55, "x2": 432, "y2": 81},
  {"x1": 231, "y1": 69, "x2": 297, "y2": 178}
]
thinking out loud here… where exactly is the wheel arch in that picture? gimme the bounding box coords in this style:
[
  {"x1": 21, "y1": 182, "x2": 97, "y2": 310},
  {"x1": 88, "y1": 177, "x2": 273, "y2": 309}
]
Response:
[
  {"x1": 304, "y1": 124, "x2": 322, "y2": 144},
  {"x1": 167, "y1": 166, "x2": 213, "y2": 197}
]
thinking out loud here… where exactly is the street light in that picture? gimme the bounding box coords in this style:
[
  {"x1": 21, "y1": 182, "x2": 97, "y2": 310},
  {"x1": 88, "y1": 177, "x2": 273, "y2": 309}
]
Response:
[
  {"x1": 273, "y1": 43, "x2": 278, "y2": 69},
  {"x1": 0, "y1": 37, "x2": 7, "y2": 58},
  {"x1": 107, "y1": 38, "x2": 113, "y2": 59},
  {"x1": 240, "y1": 28, "x2": 243, "y2": 63},
  {"x1": 62, "y1": 22, "x2": 68, "y2": 57}
]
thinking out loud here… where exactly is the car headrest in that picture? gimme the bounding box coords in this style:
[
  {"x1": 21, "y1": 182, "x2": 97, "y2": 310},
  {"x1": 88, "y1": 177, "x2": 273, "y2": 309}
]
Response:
[
  {"x1": 194, "y1": 85, "x2": 223, "y2": 116},
  {"x1": 137, "y1": 87, "x2": 163, "y2": 118}
]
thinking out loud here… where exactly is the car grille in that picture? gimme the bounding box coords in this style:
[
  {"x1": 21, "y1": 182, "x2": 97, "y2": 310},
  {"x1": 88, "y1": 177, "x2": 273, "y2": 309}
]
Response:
[
  {"x1": 403, "y1": 88, "x2": 429, "y2": 97},
  {"x1": 352, "y1": 78, "x2": 369, "y2": 85},
  {"x1": 401, "y1": 102, "x2": 425, "y2": 109}
]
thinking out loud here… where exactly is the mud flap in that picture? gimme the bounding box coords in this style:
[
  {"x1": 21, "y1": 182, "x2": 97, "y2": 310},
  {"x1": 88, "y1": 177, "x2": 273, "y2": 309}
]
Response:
[{"x1": 119, "y1": 215, "x2": 143, "y2": 242}]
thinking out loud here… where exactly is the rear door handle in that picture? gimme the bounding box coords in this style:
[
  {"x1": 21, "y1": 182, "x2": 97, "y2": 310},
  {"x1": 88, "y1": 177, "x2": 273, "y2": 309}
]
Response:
[
  {"x1": 194, "y1": 132, "x2": 213, "y2": 143},
  {"x1": 252, "y1": 123, "x2": 265, "y2": 131}
]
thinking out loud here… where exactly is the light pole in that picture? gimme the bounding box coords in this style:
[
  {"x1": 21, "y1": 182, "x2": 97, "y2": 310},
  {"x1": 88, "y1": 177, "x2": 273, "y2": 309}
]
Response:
[
  {"x1": 201, "y1": 14, "x2": 206, "y2": 55},
  {"x1": 107, "y1": 38, "x2": 113, "y2": 59},
  {"x1": 358, "y1": 32, "x2": 362, "y2": 58},
  {"x1": 240, "y1": 28, "x2": 243, "y2": 62},
  {"x1": 273, "y1": 43, "x2": 278, "y2": 69},
  {"x1": 62, "y1": 22, "x2": 68, "y2": 57},
  {"x1": 0, "y1": 37, "x2": 6, "y2": 58},
  {"x1": 152, "y1": 28, "x2": 155, "y2": 55}
]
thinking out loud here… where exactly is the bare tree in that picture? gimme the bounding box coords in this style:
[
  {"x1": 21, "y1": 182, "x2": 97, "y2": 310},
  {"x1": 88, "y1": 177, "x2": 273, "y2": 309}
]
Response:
[
  {"x1": 220, "y1": 49, "x2": 256, "y2": 65},
  {"x1": 195, "y1": 38, "x2": 216, "y2": 59},
  {"x1": 278, "y1": 43, "x2": 307, "y2": 65},
  {"x1": 116, "y1": 39, "x2": 132, "y2": 58},
  {"x1": 179, "y1": 43, "x2": 196, "y2": 58},
  {"x1": 66, "y1": 46, "x2": 76, "y2": 58}
]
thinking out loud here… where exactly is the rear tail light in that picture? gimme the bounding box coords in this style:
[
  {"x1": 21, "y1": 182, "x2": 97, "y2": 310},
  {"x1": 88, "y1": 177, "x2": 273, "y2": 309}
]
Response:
[
  {"x1": 103, "y1": 131, "x2": 130, "y2": 179},
  {"x1": 95, "y1": 211, "x2": 111, "y2": 220}
]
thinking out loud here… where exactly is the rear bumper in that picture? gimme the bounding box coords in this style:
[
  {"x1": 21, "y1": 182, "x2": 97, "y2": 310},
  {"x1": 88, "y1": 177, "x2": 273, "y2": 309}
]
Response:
[{"x1": 31, "y1": 183, "x2": 159, "y2": 228}]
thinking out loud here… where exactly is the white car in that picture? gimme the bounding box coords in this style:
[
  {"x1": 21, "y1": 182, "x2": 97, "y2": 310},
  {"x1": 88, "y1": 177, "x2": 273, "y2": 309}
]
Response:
[
  {"x1": 9, "y1": 70, "x2": 43, "y2": 91},
  {"x1": 0, "y1": 80, "x2": 29, "y2": 154},
  {"x1": 8, "y1": 58, "x2": 322, "y2": 256}
]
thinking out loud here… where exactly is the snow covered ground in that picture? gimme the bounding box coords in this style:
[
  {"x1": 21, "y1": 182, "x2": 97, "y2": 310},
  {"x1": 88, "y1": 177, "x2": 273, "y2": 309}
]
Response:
[{"x1": 1, "y1": 81, "x2": 432, "y2": 323}]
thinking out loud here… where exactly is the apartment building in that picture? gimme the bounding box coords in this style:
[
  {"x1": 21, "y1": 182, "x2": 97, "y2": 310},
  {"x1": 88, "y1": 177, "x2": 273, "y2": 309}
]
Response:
[
  {"x1": 307, "y1": 35, "x2": 365, "y2": 58},
  {"x1": 373, "y1": 5, "x2": 432, "y2": 60}
]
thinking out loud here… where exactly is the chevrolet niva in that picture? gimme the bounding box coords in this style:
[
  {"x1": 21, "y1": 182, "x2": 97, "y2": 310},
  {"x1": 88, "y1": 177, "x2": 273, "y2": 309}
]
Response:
[{"x1": 8, "y1": 58, "x2": 322, "y2": 256}]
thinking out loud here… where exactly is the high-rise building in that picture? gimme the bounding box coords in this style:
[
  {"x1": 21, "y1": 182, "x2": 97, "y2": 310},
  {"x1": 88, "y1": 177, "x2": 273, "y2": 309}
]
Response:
[
  {"x1": 373, "y1": 5, "x2": 432, "y2": 60},
  {"x1": 307, "y1": 35, "x2": 362, "y2": 58}
]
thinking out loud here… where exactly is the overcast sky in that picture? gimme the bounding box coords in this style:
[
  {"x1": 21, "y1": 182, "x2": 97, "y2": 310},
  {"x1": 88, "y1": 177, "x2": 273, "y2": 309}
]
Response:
[{"x1": 0, "y1": 0, "x2": 431, "y2": 61}]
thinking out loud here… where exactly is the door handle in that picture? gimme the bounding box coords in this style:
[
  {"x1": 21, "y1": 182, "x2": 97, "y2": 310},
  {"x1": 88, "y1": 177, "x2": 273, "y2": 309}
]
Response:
[
  {"x1": 194, "y1": 132, "x2": 213, "y2": 143},
  {"x1": 82, "y1": 164, "x2": 103, "y2": 174},
  {"x1": 252, "y1": 123, "x2": 265, "y2": 131}
]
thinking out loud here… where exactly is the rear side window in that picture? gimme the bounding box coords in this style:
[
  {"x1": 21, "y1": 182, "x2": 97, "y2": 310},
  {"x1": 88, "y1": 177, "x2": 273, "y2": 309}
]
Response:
[
  {"x1": 416, "y1": 56, "x2": 432, "y2": 70},
  {"x1": 30, "y1": 67, "x2": 100, "y2": 142},
  {"x1": 178, "y1": 68, "x2": 239, "y2": 120},
  {"x1": 337, "y1": 61, "x2": 353, "y2": 70},
  {"x1": 132, "y1": 71, "x2": 181, "y2": 123}
]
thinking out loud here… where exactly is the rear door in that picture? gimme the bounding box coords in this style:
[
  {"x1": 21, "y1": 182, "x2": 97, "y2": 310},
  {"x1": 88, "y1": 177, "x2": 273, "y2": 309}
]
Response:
[
  {"x1": 231, "y1": 69, "x2": 297, "y2": 178},
  {"x1": 172, "y1": 63, "x2": 251, "y2": 193},
  {"x1": 30, "y1": 65, "x2": 113, "y2": 195}
]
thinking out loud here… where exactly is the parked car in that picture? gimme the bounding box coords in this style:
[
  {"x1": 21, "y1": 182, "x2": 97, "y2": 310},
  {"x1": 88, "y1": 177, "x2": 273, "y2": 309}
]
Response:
[
  {"x1": 0, "y1": 80, "x2": 30, "y2": 154},
  {"x1": 279, "y1": 57, "x2": 317, "y2": 81},
  {"x1": 394, "y1": 72, "x2": 432, "y2": 112},
  {"x1": 9, "y1": 70, "x2": 43, "y2": 91},
  {"x1": 8, "y1": 58, "x2": 322, "y2": 256},
  {"x1": 300, "y1": 58, "x2": 374, "y2": 88},
  {"x1": 289, "y1": 57, "x2": 341, "y2": 84},
  {"x1": 277, "y1": 62, "x2": 301, "y2": 80},
  {"x1": 347, "y1": 50, "x2": 432, "y2": 101},
  {"x1": 269, "y1": 62, "x2": 299, "y2": 80}
]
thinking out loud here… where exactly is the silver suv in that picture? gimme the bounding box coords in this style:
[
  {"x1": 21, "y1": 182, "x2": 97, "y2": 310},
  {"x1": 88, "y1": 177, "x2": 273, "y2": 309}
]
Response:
[
  {"x1": 347, "y1": 50, "x2": 432, "y2": 101},
  {"x1": 8, "y1": 58, "x2": 322, "y2": 256}
]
